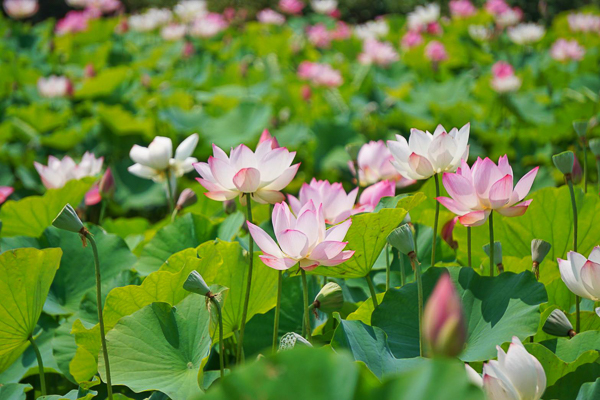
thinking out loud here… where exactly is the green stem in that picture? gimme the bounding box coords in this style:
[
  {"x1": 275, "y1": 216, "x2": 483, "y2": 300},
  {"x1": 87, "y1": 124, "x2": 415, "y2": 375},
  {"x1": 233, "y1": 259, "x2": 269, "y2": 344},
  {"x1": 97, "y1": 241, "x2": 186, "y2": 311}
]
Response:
[
  {"x1": 432, "y1": 174, "x2": 440, "y2": 268},
  {"x1": 165, "y1": 173, "x2": 175, "y2": 212},
  {"x1": 236, "y1": 194, "x2": 254, "y2": 362},
  {"x1": 410, "y1": 254, "x2": 423, "y2": 357},
  {"x1": 301, "y1": 269, "x2": 312, "y2": 341},
  {"x1": 366, "y1": 274, "x2": 378, "y2": 309},
  {"x1": 385, "y1": 243, "x2": 390, "y2": 291},
  {"x1": 398, "y1": 249, "x2": 406, "y2": 287},
  {"x1": 567, "y1": 177, "x2": 580, "y2": 331},
  {"x1": 99, "y1": 199, "x2": 107, "y2": 226},
  {"x1": 583, "y1": 145, "x2": 588, "y2": 194},
  {"x1": 489, "y1": 212, "x2": 494, "y2": 277},
  {"x1": 28, "y1": 335, "x2": 46, "y2": 397},
  {"x1": 272, "y1": 271, "x2": 282, "y2": 353},
  {"x1": 596, "y1": 157, "x2": 600, "y2": 195},
  {"x1": 211, "y1": 298, "x2": 225, "y2": 378},
  {"x1": 467, "y1": 227, "x2": 472, "y2": 268},
  {"x1": 84, "y1": 233, "x2": 113, "y2": 400}
]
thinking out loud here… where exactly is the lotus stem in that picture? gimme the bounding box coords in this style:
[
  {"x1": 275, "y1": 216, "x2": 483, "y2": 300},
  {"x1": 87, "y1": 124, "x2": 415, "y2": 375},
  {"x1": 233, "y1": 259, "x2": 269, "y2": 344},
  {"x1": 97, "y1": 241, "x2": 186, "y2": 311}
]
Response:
[
  {"x1": 397, "y1": 248, "x2": 406, "y2": 287},
  {"x1": 28, "y1": 335, "x2": 46, "y2": 397},
  {"x1": 596, "y1": 157, "x2": 600, "y2": 194},
  {"x1": 432, "y1": 173, "x2": 440, "y2": 268},
  {"x1": 237, "y1": 194, "x2": 254, "y2": 362},
  {"x1": 467, "y1": 227, "x2": 472, "y2": 268},
  {"x1": 84, "y1": 232, "x2": 113, "y2": 400},
  {"x1": 165, "y1": 173, "x2": 175, "y2": 212},
  {"x1": 300, "y1": 269, "x2": 312, "y2": 342},
  {"x1": 488, "y1": 212, "x2": 494, "y2": 277},
  {"x1": 583, "y1": 145, "x2": 588, "y2": 194},
  {"x1": 366, "y1": 274, "x2": 378, "y2": 309},
  {"x1": 272, "y1": 270, "x2": 282, "y2": 353},
  {"x1": 210, "y1": 297, "x2": 225, "y2": 378},
  {"x1": 566, "y1": 177, "x2": 580, "y2": 331},
  {"x1": 409, "y1": 252, "x2": 423, "y2": 357},
  {"x1": 385, "y1": 243, "x2": 390, "y2": 291}
]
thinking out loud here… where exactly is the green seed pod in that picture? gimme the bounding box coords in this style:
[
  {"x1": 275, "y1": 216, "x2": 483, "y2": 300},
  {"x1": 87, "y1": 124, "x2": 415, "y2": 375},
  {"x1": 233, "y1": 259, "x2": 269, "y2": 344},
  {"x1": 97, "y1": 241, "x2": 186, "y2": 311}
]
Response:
[
  {"x1": 483, "y1": 242, "x2": 502, "y2": 266},
  {"x1": 573, "y1": 120, "x2": 588, "y2": 138},
  {"x1": 589, "y1": 138, "x2": 600, "y2": 158},
  {"x1": 552, "y1": 151, "x2": 575, "y2": 175},
  {"x1": 543, "y1": 309, "x2": 575, "y2": 337},
  {"x1": 531, "y1": 239, "x2": 551, "y2": 264},
  {"x1": 387, "y1": 224, "x2": 415, "y2": 256},
  {"x1": 313, "y1": 282, "x2": 343, "y2": 314},
  {"x1": 278, "y1": 332, "x2": 312, "y2": 351},
  {"x1": 52, "y1": 203, "x2": 84, "y2": 233},
  {"x1": 183, "y1": 271, "x2": 211, "y2": 297}
]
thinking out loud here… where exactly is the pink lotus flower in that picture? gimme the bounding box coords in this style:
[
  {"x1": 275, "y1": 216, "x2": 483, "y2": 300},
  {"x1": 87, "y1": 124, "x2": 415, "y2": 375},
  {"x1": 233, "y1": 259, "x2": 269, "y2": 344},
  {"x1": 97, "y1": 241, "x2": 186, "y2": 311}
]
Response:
[
  {"x1": 449, "y1": 0, "x2": 476, "y2": 18},
  {"x1": 495, "y1": 7, "x2": 522, "y2": 28},
  {"x1": 485, "y1": 0, "x2": 509, "y2": 15},
  {"x1": 288, "y1": 179, "x2": 357, "y2": 225},
  {"x1": 247, "y1": 201, "x2": 354, "y2": 271},
  {"x1": 86, "y1": 0, "x2": 121, "y2": 13},
  {"x1": 491, "y1": 61, "x2": 521, "y2": 93},
  {"x1": 35, "y1": 153, "x2": 104, "y2": 190},
  {"x1": 558, "y1": 247, "x2": 600, "y2": 301},
  {"x1": 550, "y1": 39, "x2": 585, "y2": 62},
  {"x1": 189, "y1": 13, "x2": 228, "y2": 38},
  {"x1": 425, "y1": 40, "x2": 448, "y2": 62},
  {"x1": 194, "y1": 136, "x2": 299, "y2": 205},
  {"x1": 331, "y1": 21, "x2": 351, "y2": 40},
  {"x1": 407, "y1": 3, "x2": 440, "y2": 32},
  {"x1": 306, "y1": 23, "x2": 332, "y2": 48},
  {"x1": 301, "y1": 84, "x2": 312, "y2": 101},
  {"x1": 436, "y1": 156, "x2": 538, "y2": 227},
  {"x1": 357, "y1": 39, "x2": 399, "y2": 67},
  {"x1": 37, "y1": 76, "x2": 73, "y2": 98},
  {"x1": 567, "y1": 12, "x2": 600, "y2": 33},
  {"x1": 426, "y1": 21, "x2": 443, "y2": 36},
  {"x1": 3, "y1": 0, "x2": 38, "y2": 19},
  {"x1": 55, "y1": 9, "x2": 94, "y2": 36},
  {"x1": 279, "y1": 0, "x2": 304, "y2": 15},
  {"x1": 182, "y1": 41, "x2": 194, "y2": 58},
  {"x1": 258, "y1": 129, "x2": 280, "y2": 149},
  {"x1": 401, "y1": 30, "x2": 424, "y2": 50},
  {"x1": 355, "y1": 180, "x2": 395, "y2": 213},
  {"x1": 352, "y1": 140, "x2": 415, "y2": 187},
  {"x1": 297, "y1": 61, "x2": 343, "y2": 87},
  {"x1": 311, "y1": 0, "x2": 337, "y2": 15},
  {"x1": 0, "y1": 186, "x2": 14, "y2": 204},
  {"x1": 257, "y1": 8, "x2": 285, "y2": 25}
]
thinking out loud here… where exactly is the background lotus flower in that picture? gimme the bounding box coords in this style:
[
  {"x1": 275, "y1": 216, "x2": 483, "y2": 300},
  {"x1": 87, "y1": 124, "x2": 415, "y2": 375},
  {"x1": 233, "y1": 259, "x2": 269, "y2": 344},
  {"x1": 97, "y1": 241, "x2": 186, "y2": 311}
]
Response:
[
  {"x1": 257, "y1": 8, "x2": 285, "y2": 25},
  {"x1": 507, "y1": 23, "x2": 545, "y2": 45},
  {"x1": 0, "y1": 186, "x2": 14, "y2": 204},
  {"x1": 311, "y1": 0, "x2": 337, "y2": 15},
  {"x1": 449, "y1": 0, "x2": 476, "y2": 18},
  {"x1": 436, "y1": 156, "x2": 538, "y2": 227},
  {"x1": 558, "y1": 248, "x2": 600, "y2": 301},
  {"x1": 128, "y1": 133, "x2": 198, "y2": 182},
  {"x1": 425, "y1": 40, "x2": 448, "y2": 62},
  {"x1": 441, "y1": 216, "x2": 459, "y2": 249},
  {"x1": 550, "y1": 39, "x2": 585, "y2": 62},
  {"x1": 407, "y1": 3, "x2": 440, "y2": 32},
  {"x1": 306, "y1": 23, "x2": 332, "y2": 48},
  {"x1": 567, "y1": 12, "x2": 600, "y2": 33},
  {"x1": 161, "y1": 23, "x2": 187, "y2": 41},
  {"x1": 469, "y1": 25, "x2": 492, "y2": 42},
  {"x1": 174, "y1": 0, "x2": 207, "y2": 22},
  {"x1": 355, "y1": 180, "x2": 395, "y2": 213},
  {"x1": 491, "y1": 61, "x2": 521, "y2": 93},
  {"x1": 35, "y1": 152, "x2": 104, "y2": 189},
  {"x1": 387, "y1": 123, "x2": 470, "y2": 180},
  {"x1": 3, "y1": 0, "x2": 38, "y2": 19},
  {"x1": 279, "y1": 0, "x2": 304, "y2": 15},
  {"x1": 401, "y1": 30, "x2": 424, "y2": 50},
  {"x1": 288, "y1": 179, "x2": 357, "y2": 225},
  {"x1": 194, "y1": 136, "x2": 299, "y2": 204},
  {"x1": 353, "y1": 140, "x2": 415, "y2": 187},
  {"x1": 357, "y1": 39, "x2": 399, "y2": 67},
  {"x1": 483, "y1": 336, "x2": 546, "y2": 400},
  {"x1": 354, "y1": 19, "x2": 389, "y2": 40},
  {"x1": 297, "y1": 61, "x2": 343, "y2": 87},
  {"x1": 37, "y1": 76, "x2": 73, "y2": 98},
  {"x1": 247, "y1": 201, "x2": 354, "y2": 271},
  {"x1": 189, "y1": 13, "x2": 228, "y2": 38}
]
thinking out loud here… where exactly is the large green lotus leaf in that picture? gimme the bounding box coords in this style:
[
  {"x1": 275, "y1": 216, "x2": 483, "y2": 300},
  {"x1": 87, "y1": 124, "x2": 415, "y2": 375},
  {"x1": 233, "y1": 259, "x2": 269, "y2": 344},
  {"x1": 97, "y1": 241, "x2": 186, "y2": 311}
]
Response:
[
  {"x1": 74, "y1": 66, "x2": 130, "y2": 100},
  {"x1": 134, "y1": 213, "x2": 217, "y2": 275},
  {"x1": 98, "y1": 296, "x2": 210, "y2": 400},
  {"x1": 0, "y1": 248, "x2": 62, "y2": 373},
  {"x1": 0, "y1": 178, "x2": 95, "y2": 238},
  {"x1": 96, "y1": 104, "x2": 154, "y2": 139},
  {"x1": 536, "y1": 331, "x2": 600, "y2": 363},
  {"x1": 0, "y1": 383, "x2": 31, "y2": 400},
  {"x1": 577, "y1": 378, "x2": 600, "y2": 400},
  {"x1": 372, "y1": 267, "x2": 547, "y2": 362}
]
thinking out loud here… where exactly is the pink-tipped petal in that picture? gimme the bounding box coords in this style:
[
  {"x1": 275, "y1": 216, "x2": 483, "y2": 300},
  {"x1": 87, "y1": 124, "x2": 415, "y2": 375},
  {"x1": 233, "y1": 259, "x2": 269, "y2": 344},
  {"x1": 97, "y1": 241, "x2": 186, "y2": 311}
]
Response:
[
  {"x1": 580, "y1": 260, "x2": 600, "y2": 300},
  {"x1": 279, "y1": 229, "x2": 309, "y2": 258},
  {"x1": 318, "y1": 250, "x2": 355, "y2": 266},
  {"x1": 260, "y1": 255, "x2": 297, "y2": 270},
  {"x1": 325, "y1": 219, "x2": 352, "y2": 242},
  {"x1": 247, "y1": 221, "x2": 284, "y2": 258},
  {"x1": 310, "y1": 241, "x2": 348, "y2": 261},
  {"x1": 511, "y1": 167, "x2": 539, "y2": 204},
  {"x1": 254, "y1": 189, "x2": 286, "y2": 204},
  {"x1": 496, "y1": 200, "x2": 532, "y2": 217},
  {"x1": 408, "y1": 152, "x2": 435, "y2": 178},
  {"x1": 262, "y1": 163, "x2": 300, "y2": 191},
  {"x1": 204, "y1": 190, "x2": 238, "y2": 201},
  {"x1": 436, "y1": 196, "x2": 472, "y2": 216},
  {"x1": 85, "y1": 186, "x2": 101, "y2": 206},
  {"x1": 489, "y1": 174, "x2": 513, "y2": 209},
  {"x1": 233, "y1": 167, "x2": 261, "y2": 193},
  {"x1": 458, "y1": 210, "x2": 491, "y2": 227},
  {"x1": 442, "y1": 172, "x2": 478, "y2": 209}
]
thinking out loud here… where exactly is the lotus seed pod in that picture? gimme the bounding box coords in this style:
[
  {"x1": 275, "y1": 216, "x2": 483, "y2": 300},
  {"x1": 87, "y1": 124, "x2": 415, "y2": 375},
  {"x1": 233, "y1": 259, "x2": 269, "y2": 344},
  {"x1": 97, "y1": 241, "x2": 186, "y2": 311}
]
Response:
[
  {"x1": 573, "y1": 120, "x2": 588, "y2": 138},
  {"x1": 183, "y1": 271, "x2": 211, "y2": 297},
  {"x1": 531, "y1": 239, "x2": 551, "y2": 264},
  {"x1": 387, "y1": 224, "x2": 415, "y2": 256},
  {"x1": 52, "y1": 203, "x2": 84, "y2": 233},
  {"x1": 543, "y1": 309, "x2": 575, "y2": 337},
  {"x1": 278, "y1": 332, "x2": 312, "y2": 351},
  {"x1": 483, "y1": 241, "x2": 502, "y2": 266},
  {"x1": 552, "y1": 151, "x2": 575, "y2": 175},
  {"x1": 313, "y1": 282, "x2": 343, "y2": 314},
  {"x1": 589, "y1": 138, "x2": 600, "y2": 157}
]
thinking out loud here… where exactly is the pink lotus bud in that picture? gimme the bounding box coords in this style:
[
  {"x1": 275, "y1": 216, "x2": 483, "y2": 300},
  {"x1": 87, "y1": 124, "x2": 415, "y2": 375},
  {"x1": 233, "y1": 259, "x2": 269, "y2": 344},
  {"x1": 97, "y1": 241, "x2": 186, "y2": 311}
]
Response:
[
  {"x1": 0, "y1": 186, "x2": 14, "y2": 204},
  {"x1": 425, "y1": 41, "x2": 448, "y2": 63},
  {"x1": 176, "y1": 188, "x2": 197, "y2": 210},
  {"x1": 84, "y1": 64, "x2": 96, "y2": 78},
  {"x1": 301, "y1": 85, "x2": 312, "y2": 102},
  {"x1": 223, "y1": 7, "x2": 236, "y2": 22},
  {"x1": 329, "y1": 9, "x2": 341, "y2": 19},
  {"x1": 85, "y1": 185, "x2": 101, "y2": 206},
  {"x1": 441, "y1": 217, "x2": 459, "y2": 250},
  {"x1": 423, "y1": 273, "x2": 467, "y2": 357},
  {"x1": 115, "y1": 18, "x2": 128, "y2": 34},
  {"x1": 426, "y1": 21, "x2": 443, "y2": 36},
  {"x1": 182, "y1": 41, "x2": 194, "y2": 58},
  {"x1": 259, "y1": 129, "x2": 280, "y2": 149},
  {"x1": 572, "y1": 156, "x2": 582, "y2": 185},
  {"x1": 401, "y1": 30, "x2": 423, "y2": 50},
  {"x1": 99, "y1": 168, "x2": 115, "y2": 197}
]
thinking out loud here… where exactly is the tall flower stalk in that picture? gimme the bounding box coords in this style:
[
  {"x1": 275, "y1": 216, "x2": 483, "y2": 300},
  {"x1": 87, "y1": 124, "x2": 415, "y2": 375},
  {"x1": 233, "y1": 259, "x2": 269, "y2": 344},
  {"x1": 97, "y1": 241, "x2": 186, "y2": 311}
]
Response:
[
  {"x1": 28, "y1": 335, "x2": 46, "y2": 396},
  {"x1": 237, "y1": 194, "x2": 254, "y2": 361},
  {"x1": 272, "y1": 270, "x2": 282, "y2": 352},
  {"x1": 301, "y1": 269, "x2": 312, "y2": 341},
  {"x1": 432, "y1": 173, "x2": 440, "y2": 267},
  {"x1": 467, "y1": 227, "x2": 472, "y2": 268},
  {"x1": 488, "y1": 212, "x2": 495, "y2": 276}
]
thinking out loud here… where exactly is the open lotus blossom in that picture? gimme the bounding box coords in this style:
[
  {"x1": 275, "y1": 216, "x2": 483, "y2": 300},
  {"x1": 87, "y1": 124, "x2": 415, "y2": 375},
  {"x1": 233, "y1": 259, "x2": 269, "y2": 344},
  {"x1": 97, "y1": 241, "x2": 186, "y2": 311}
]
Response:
[
  {"x1": 449, "y1": 0, "x2": 476, "y2": 18},
  {"x1": 174, "y1": 0, "x2": 207, "y2": 22},
  {"x1": 56, "y1": 9, "x2": 97, "y2": 36},
  {"x1": 0, "y1": 186, "x2": 14, "y2": 204},
  {"x1": 194, "y1": 134, "x2": 299, "y2": 204},
  {"x1": 354, "y1": 18, "x2": 389, "y2": 40},
  {"x1": 495, "y1": 7, "x2": 522, "y2": 28},
  {"x1": 482, "y1": 336, "x2": 546, "y2": 400},
  {"x1": 297, "y1": 61, "x2": 343, "y2": 87},
  {"x1": 407, "y1": 3, "x2": 440, "y2": 32},
  {"x1": 331, "y1": 21, "x2": 351, "y2": 40},
  {"x1": 550, "y1": 39, "x2": 585, "y2": 62},
  {"x1": 37, "y1": 76, "x2": 73, "y2": 98},
  {"x1": 357, "y1": 39, "x2": 399, "y2": 67},
  {"x1": 189, "y1": 13, "x2": 228, "y2": 38},
  {"x1": 567, "y1": 12, "x2": 600, "y2": 33},
  {"x1": 279, "y1": 0, "x2": 304, "y2": 15},
  {"x1": 311, "y1": 0, "x2": 337, "y2": 15},
  {"x1": 306, "y1": 23, "x2": 332, "y2": 48},
  {"x1": 387, "y1": 123, "x2": 470, "y2": 180},
  {"x1": 128, "y1": 8, "x2": 172, "y2": 32},
  {"x1": 288, "y1": 179, "x2": 357, "y2": 225},
  {"x1": 35, "y1": 152, "x2": 104, "y2": 190},
  {"x1": 401, "y1": 30, "x2": 424, "y2": 50},
  {"x1": 352, "y1": 140, "x2": 415, "y2": 187},
  {"x1": 129, "y1": 133, "x2": 198, "y2": 182},
  {"x1": 485, "y1": 0, "x2": 509, "y2": 15},
  {"x1": 3, "y1": 0, "x2": 38, "y2": 19},
  {"x1": 248, "y1": 201, "x2": 354, "y2": 271},
  {"x1": 354, "y1": 180, "x2": 395, "y2": 213},
  {"x1": 491, "y1": 61, "x2": 521, "y2": 93},
  {"x1": 507, "y1": 23, "x2": 545, "y2": 45},
  {"x1": 161, "y1": 23, "x2": 187, "y2": 40},
  {"x1": 425, "y1": 40, "x2": 448, "y2": 62},
  {"x1": 257, "y1": 9, "x2": 285, "y2": 25},
  {"x1": 558, "y1": 248, "x2": 600, "y2": 301},
  {"x1": 436, "y1": 156, "x2": 538, "y2": 227},
  {"x1": 468, "y1": 25, "x2": 492, "y2": 42}
]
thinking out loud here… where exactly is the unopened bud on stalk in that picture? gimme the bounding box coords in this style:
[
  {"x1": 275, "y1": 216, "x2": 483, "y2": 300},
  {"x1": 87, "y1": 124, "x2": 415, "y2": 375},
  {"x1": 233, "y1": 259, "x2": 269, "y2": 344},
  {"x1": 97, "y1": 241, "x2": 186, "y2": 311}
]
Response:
[
  {"x1": 543, "y1": 309, "x2": 576, "y2": 338},
  {"x1": 531, "y1": 239, "x2": 551, "y2": 280},
  {"x1": 573, "y1": 120, "x2": 588, "y2": 139},
  {"x1": 552, "y1": 151, "x2": 575, "y2": 176},
  {"x1": 279, "y1": 332, "x2": 312, "y2": 351},
  {"x1": 423, "y1": 273, "x2": 467, "y2": 357},
  {"x1": 589, "y1": 138, "x2": 600, "y2": 158},
  {"x1": 483, "y1": 242, "x2": 503, "y2": 272},
  {"x1": 183, "y1": 271, "x2": 211, "y2": 297},
  {"x1": 176, "y1": 188, "x2": 197, "y2": 210},
  {"x1": 441, "y1": 217, "x2": 459, "y2": 250},
  {"x1": 99, "y1": 168, "x2": 115, "y2": 198},
  {"x1": 311, "y1": 282, "x2": 343, "y2": 314},
  {"x1": 572, "y1": 157, "x2": 583, "y2": 185},
  {"x1": 387, "y1": 224, "x2": 415, "y2": 257},
  {"x1": 53, "y1": 203, "x2": 88, "y2": 247}
]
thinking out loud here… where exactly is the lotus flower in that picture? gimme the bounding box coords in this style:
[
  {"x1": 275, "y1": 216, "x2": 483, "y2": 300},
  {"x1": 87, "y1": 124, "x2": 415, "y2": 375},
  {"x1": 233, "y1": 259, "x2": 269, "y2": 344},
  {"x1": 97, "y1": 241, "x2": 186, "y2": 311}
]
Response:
[
  {"x1": 174, "y1": 0, "x2": 207, "y2": 22},
  {"x1": 401, "y1": 30, "x2": 423, "y2": 50},
  {"x1": 353, "y1": 140, "x2": 415, "y2": 187},
  {"x1": 189, "y1": 13, "x2": 228, "y2": 38},
  {"x1": 436, "y1": 156, "x2": 538, "y2": 227},
  {"x1": 331, "y1": 21, "x2": 351, "y2": 40},
  {"x1": 354, "y1": 180, "x2": 395, "y2": 213},
  {"x1": 468, "y1": 25, "x2": 492, "y2": 42},
  {"x1": 257, "y1": 9, "x2": 285, "y2": 25},
  {"x1": 37, "y1": 76, "x2": 73, "y2": 98},
  {"x1": 449, "y1": 0, "x2": 476, "y2": 18},
  {"x1": 482, "y1": 336, "x2": 546, "y2": 400},
  {"x1": 55, "y1": 9, "x2": 97, "y2": 36},
  {"x1": 247, "y1": 201, "x2": 354, "y2": 271},
  {"x1": 558, "y1": 248, "x2": 600, "y2": 301},
  {"x1": 194, "y1": 135, "x2": 299, "y2": 204},
  {"x1": 311, "y1": 0, "x2": 337, "y2": 15},
  {"x1": 407, "y1": 3, "x2": 440, "y2": 32},
  {"x1": 35, "y1": 152, "x2": 104, "y2": 190},
  {"x1": 387, "y1": 123, "x2": 470, "y2": 180},
  {"x1": 161, "y1": 23, "x2": 187, "y2": 41},
  {"x1": 128, "y1": 134, "x2": 198, "y2": 182},
  {"x1": 306, "y1": 23, "x2": 332, "y2": 48},
  {"x1": 279, "y1": 0, "x2": 304, "y2": 15},
  {"x1": 297, "y1": 61, "x2": 343, "y2": 87},
  {"x1": 495, "y1": 7, "x2": 522, "y2": 28},
  {"x1": 550, "y1": 39, "x2": 585, "y2": 62},
  {"x1": 491, "y1": 61, "x2": 521, "y2": 93},
  {"x1": 128, "y1": 8, "x2": 172, "y2": 32},
  {"x1": 507, "y1": 23, "x2": 545, "y2": 45},
  {"x1": 288, "y1": 179, "x2": 357, "y2": 225},
  {"x1": 357, "y1": 39, "x2": 399, "y2": 67},
  {"x1": 425, "y1": 40, "x2": 448, "y2": 62},
  {"x1": 0, "y1": 186, "x2": 14, "y2": 204},
  {"x1": 567, "y1": 12, "x2": 600, "y2": 33},
  {"x1": 3, "y1": 0, "x2": 38, "y2": 19},
  {"x1": 354, "y1": 19, "x2": 389, "y2": 40}
]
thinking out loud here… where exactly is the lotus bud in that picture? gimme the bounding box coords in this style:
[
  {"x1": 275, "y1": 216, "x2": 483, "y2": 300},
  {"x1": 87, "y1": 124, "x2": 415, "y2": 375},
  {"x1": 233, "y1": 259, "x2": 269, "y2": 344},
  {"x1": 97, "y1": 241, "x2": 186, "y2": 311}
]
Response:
[
  {"x1": 589, "y1": 138, "x2": 600, "y2": 158},
  {"x1": 84, "y1": 64, "x2": 96, "y2": 78},
  {"x1": 301, "y1": 84, "x2": 312, "y2": 102},
  {"x1": 483, "y1": 241, "x2": 503, "y2": 272},
  {"x1": 572, "y1": 156, "x2": 582, "y2": 185},
  {"x1": 345, "y1": 143, "x2": 361, "y2": 161},
  {"x1": 99, "y1": 168, "x2": 115, "y2": 198},
  {"x1": 441, "y1": 217, "x2": 459, "y2": 250},
  {"x1": 387, "y1": 224, "x2": 415, "y2": 257},
  {"x1": 311, "y1": 282, "x2": 343, "y2": 314},
  {"x1": 176, "y1": 188, "x2": 197, "y2": 210},
  {"x1": 278, "y1": 332, "x2": 312, "y2": 351},
  {"x1": 543, "y1": 309, "x2": 576, "y2": 338},
  {"x1": 258, "y1": 129, "x2": 280, "y2": 149},
  {"x1": 224, "y1": 199, "x2": 237, "y2": 214},
  {"x1": 183, "y1": 271, "x2": 211, "y2": 297},
  {"x1": 423, "y1": 273, "x2": 467, "y2": 357},
  {"x1": 573, "y1": 120, "x2": 588, "y2": 139},
  {"x1": 552, "y1": 151, "x2": 575, "y2": 176},
  {"x1": 53, "y1": 203, "x2": 85, "y2": 234},
  {"x1": 531, "y1": 239, "x2": 551, "y2": 280}
]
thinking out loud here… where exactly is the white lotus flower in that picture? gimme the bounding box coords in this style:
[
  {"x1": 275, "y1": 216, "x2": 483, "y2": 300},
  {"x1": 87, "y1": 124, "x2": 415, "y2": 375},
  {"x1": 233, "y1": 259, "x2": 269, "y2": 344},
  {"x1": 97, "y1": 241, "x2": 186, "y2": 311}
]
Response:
[
  {"x1": 558, "y1": 247, "x2": 600, "y2": 301},
  {"x1": 174, "y1": 0, "x2": 207, "y2": 22},
  {"x1": 311, "y1": 0, "x2": 337, "y2": 14},
  {"x1": 354, "y1": 19, "x2": 389, "y2": 40},
  {"x1": 483, "y1": 336, "x2": 546, "y2": 400},
  {"x1": 128, "y1": 134, "x2": 198, "y2": 182},
  {"x1": 507, "y1": 23, "x2": 545, "y2": 45},
  {"x1": 407, "y1": 3, "x2": 440, "y2": 32},
  {"x1": 387, "y1": 123, "x2": 470, "y2": 180}
]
